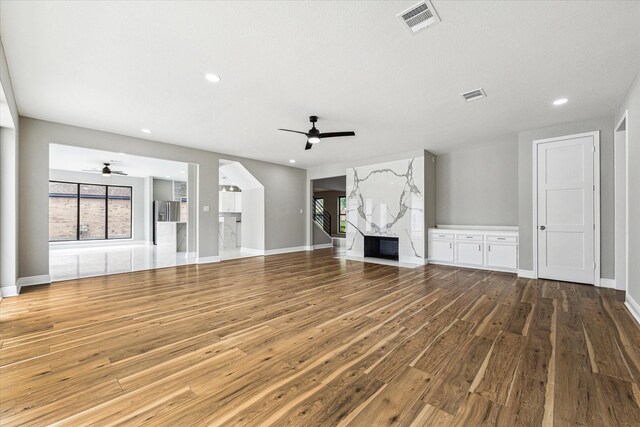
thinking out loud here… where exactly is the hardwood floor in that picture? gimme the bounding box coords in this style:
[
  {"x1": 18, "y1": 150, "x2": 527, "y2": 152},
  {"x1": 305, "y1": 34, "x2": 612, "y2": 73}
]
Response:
[{"x1": 1, "y1": 249, "x2": 639, "y2": 426}]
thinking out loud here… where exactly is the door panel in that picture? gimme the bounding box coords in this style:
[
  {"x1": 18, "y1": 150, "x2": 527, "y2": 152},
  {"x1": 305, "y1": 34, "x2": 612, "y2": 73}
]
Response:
[
  {"x1": 456, "y1": 241, "x2": 483, "y2": 266},
  {"x1": 430, "y1": 240, "x2": 453, "y2": 262},
  {"x1": 537, "y1": 135, "x2": 595, "y2": 284},
  {"x1": 485, "y1": 244, "x2": 517, "y2": 270}
]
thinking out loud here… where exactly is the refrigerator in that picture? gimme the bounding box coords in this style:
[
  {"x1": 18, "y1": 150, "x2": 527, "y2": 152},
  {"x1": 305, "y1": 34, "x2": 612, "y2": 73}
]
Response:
[{"x1": 153, "y1": 201, "x2": 181, "y2": 244}]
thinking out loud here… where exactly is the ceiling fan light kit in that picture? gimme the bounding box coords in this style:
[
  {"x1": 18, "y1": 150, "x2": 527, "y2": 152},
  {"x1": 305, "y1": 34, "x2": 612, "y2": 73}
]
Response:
[{"x1": 278, "y1": 115, "x2": 355, "y2": 150}]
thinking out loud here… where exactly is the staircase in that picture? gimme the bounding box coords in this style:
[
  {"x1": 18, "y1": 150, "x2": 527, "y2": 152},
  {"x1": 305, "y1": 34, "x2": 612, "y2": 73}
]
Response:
[{"x1": 313, "y1": 198, "x2": 332, "y2": 236}]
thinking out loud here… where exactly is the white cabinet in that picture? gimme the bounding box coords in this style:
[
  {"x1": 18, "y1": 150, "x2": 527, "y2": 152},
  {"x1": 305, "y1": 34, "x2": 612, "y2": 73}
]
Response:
[
  {"x1": 455, "y1": 241, "x2": 484, "y2": 266},
  {"x1": 219, "y1": 191, "x2": 240, "y2": 213},
  {"x1": 430, "y1": 240, "x2": 454, "y2": 262},
  {"x1": 485, "y1": 243, "x2": 518, "y2": 270},
  {"x1": 428, "y1": 228, "x2": 518, "y2": 273}
]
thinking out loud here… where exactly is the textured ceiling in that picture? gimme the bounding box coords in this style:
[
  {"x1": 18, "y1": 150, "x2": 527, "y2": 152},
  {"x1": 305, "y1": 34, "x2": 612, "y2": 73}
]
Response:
[{"x1": 2, "y1": 1, "x2": 639, "y2": 168}]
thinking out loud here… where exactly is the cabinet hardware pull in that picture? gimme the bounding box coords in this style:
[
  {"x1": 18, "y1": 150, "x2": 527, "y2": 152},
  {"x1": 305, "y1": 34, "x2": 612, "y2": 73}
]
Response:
[
  {"x1": 488, "y1": 245, "x2": 491, "y2": 252},
  {"x1": 449, "y1": 243, "x2": 452, "y2": 249},
  {"x1": 478, "y1": 244, "x2": 481, "y2": 251}
]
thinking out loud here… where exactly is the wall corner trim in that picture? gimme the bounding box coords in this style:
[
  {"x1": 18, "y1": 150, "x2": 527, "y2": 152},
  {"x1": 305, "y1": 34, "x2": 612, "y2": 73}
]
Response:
[
  {"x1": 197, "y1": 256, "x2": 221, "y2": 264},
  {"x1": 518, "y1": 269, "x2": 536, "y2": 279},
  {"x1": 17, "y1": 275, "x2": 51, "y2": 288},
  {"x1": 625, "y1": 295, "x2": 640, "y2": 326},
  {"x1": 0, "y1": 285, "x2": 21, "y2": 297}
]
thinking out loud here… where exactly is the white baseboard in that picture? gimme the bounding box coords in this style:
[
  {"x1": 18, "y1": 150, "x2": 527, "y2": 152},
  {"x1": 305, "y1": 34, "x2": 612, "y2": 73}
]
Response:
[
  {"x1": 240, "y1": 247, "x2": 265, "y2": 256},
  {"x1": 429, "y1": 260, "x2": 517, "y2": 274},
  {"x1": 518, "y1": 269, "x2": 536, "y2": 279},
  {"x1": 197, "y1": 256, "x2": 220, "y2": 264},
  {"x1": 0, "y1": 285, "x2": 20, "y2": 297},
  {"x1": 17, "y1": 274, "x2": 51, "y2": 287},
  {"x1": 313, "y1": 243, "x2": 333, "y2": 250},
  {"x1": 400, "y1": 256, "x2": 427, "y2": 266},
  {"x1": 264, "y1": 246, "x2": 310, "y2": 256},
  {"x1": 598, "y1": 278, "x2": 616, "y2": 289},
  {"x1": 625, "y1": 294, "x2": 640, "y2": 326}
]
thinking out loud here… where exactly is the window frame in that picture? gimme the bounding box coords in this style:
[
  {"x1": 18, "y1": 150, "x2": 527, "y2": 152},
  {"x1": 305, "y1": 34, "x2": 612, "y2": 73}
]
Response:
[
  {"x1": 338, "y1": 196, "x2": 347, "y2": 234},
  {"x1": 48, "y1": 180, "x2": 133, "y2": 242}
]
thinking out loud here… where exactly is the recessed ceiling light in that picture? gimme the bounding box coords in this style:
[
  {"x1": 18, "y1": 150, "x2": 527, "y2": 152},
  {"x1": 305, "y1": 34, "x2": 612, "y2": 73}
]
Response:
[
  {"x1": 205, "y1": 73, "x2": 221, "y2": 83},
  {"x1": 289, "y1": 159, "x2": 296, "y2": 163},
  {"x1": 118, "y1": 152, "x2": 126, "y2": 155},
  {"x1": 141, "y1": 128, "x2": 152, "y2": 134},
  {"x1": 165, "y1": 175, "x2": 171, "y2": 178},
  {"x1": 180, "y1": 170, "x2": 185, "y2": 174},
  {"x1": 553, "y1": 98, "x2": 568, "y2": 106}
]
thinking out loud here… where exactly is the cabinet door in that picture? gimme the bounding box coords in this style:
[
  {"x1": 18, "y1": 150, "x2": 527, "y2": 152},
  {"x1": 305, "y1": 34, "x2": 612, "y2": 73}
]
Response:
[
  {"x1": 456, "y1": 241, "x2": 483, "y2": 266},
  {"x1": 220, "y1": 192, "x2": 235, "y2": 212},
  {"x1": 430, "y1": 240, "x2": 454, "y2": 262},
  {"x1": 485, "y1": 244, "x2": 517, "y2": 270},
  {"x1": 234, "y1": 192, "x2": 242, "y2": 212}
]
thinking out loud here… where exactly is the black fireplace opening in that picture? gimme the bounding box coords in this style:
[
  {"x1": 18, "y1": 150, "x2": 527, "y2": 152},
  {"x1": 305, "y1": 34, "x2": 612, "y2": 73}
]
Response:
[{"x1": 364, "y1": 236, "x2": 399, "y2": 261}]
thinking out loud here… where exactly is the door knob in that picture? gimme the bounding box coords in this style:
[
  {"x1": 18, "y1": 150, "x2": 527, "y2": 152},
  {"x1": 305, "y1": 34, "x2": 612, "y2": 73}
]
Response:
[{"x1": 539, "y1": 225, "x2": 546, "y2": 230}]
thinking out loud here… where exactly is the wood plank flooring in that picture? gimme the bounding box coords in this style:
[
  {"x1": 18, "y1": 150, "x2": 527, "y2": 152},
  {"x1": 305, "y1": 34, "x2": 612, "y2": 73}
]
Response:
[{"x1": 1, "y1": 249, "x2": 639, "y2": 426}]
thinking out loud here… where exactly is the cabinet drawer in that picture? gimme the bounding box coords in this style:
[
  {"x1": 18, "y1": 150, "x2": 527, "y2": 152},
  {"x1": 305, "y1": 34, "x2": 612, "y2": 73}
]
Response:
[
  {"x1": 456, "y1": 234, "x2": 483, "y2": 242},
  {"x1": 429, "y1": 232, "x2": 453, "y2": 240},
  {"x1": 487, "y1": 235, "x2": 518, "y2": 243}
]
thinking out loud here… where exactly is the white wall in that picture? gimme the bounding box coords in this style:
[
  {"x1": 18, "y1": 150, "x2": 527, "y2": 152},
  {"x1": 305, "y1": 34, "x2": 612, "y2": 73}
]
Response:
[
  {"x1": 0, "y1": 38, "x2": 20, "y2": 297},
  {"x1": 436, "y1": 139, "x2": 518, "y2": 226},
  {"x1": 616, "y1": 71, "x2": 640, "y2": 316},
  {"x1": 241, "y1": 188, "x2": 265, "y2": 251},
  {"x1": 49, "y1": 169, "x2": 147, "y2": 242}
]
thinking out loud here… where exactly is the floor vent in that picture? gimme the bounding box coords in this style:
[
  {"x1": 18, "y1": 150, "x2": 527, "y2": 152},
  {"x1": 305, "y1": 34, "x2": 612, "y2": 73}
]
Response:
[
  {"x1": 461, "y1": 88, "x2": 487, "y2": 102},
  {"x1": 398, "y1": 1, "x2": 440, "y2": 33}
]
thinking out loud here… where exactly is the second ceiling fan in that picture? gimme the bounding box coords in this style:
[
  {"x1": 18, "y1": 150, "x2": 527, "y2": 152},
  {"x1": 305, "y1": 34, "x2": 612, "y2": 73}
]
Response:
[{"x1": 278, "y1": 116, "x2": 355, "y2": 150}]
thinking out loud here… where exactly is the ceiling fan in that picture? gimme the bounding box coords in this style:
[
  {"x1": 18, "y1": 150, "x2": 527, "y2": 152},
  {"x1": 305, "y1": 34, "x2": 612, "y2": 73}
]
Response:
[
  {"x1": 82, "y1": 163, "x2": 128, "y2": 177},
  {"x1": 278, "y1": 116, "x2": 355, "y2": 150}
]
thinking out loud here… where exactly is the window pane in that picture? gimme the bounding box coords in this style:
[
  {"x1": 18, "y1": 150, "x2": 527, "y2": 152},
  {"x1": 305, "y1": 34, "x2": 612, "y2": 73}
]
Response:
[
  {"x1": 49, "y1": 182, "x2": 78, "y2": 241},
  {"x1": 108, "y1": 186, "x2": 132, "y2": 239},
  {"x1": 79, "y1": 184, "x2": 106, "y2": 240},
  {"x1": 339, "y1": 196, "x2": 346, "y2": 214}
]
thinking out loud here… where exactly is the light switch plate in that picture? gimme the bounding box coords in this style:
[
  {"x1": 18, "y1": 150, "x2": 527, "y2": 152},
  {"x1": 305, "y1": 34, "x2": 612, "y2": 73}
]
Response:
[
  {"x1": 203, "y1": 206, "x2": 210, "y2": 212},
  {"x1": 299, "y1": 208, "x2": 303, "y2": 214}
]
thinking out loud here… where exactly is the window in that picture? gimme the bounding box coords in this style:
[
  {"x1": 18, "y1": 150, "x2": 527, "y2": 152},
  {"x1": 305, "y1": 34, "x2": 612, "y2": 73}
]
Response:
[
  {"x1": 338, "y1": 196, "x2": 347, "y2": 233},
  {"x1": 49, "y1": 181, "x2": 132, "y2": 241}
]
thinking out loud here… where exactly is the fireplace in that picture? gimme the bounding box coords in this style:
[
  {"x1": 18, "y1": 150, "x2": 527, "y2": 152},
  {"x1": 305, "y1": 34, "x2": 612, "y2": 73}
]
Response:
[{"x1": 364, "y1": 236, "x2": 399, "y2": 261}]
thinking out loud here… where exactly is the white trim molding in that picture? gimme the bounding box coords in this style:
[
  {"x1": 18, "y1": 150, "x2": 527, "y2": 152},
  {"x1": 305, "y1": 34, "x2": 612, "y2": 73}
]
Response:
[
  {"x1": 518, "y1": 269, "x2": 536, "y2": 279},
  {"x1": 240, "y1": 247, "x2": 265, "y2": 256},
  {"x1": 17, "y1": 274, "x2": 51, "y2": 288},
  {"x1": 598, "y1": 278, "x2": 616, "y2": 289},
  {"x1": 264, "y1": 246, "x2": 310, "y2": 256},
  {"x1": 625, "y1": 295, "x2": 640, "y2": 326},
  {"x1": 196, "y1": 256, "x2": 221, "y2": 264},
  {"x1": 313, "y1": 243, "x2": 333, "y2": 250},
  {"x1": 0, "y1": 285, "x2": 20, "y2": 297},
  {"x1": 436, "y1": 225, "x2": 519, "y2": 231}
]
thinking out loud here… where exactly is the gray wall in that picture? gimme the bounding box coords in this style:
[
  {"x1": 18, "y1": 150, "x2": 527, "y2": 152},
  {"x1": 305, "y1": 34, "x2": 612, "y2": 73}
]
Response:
[
  {"x1": 617, "y1": 71, "x2": 640, "y2": 305},
  {"x1": 49, "y1": 169, "x2": 147, "y2": 242},
  {"x1": 436, "y1": 139, "x2": 518, "y2": 226},
  {"x1": 517, "y1": 116, "x2": 615, "y2": 279},
  {"x1": 18, "y1": 118, "x2": 307, "y2": 279},
  {"x1": 152, "y1": 178, "x2": 174, "y2": 201}
]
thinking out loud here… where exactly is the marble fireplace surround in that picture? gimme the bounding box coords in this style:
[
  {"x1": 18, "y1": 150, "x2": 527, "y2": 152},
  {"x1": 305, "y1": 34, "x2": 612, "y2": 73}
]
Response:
[{"x1": 346, "y1": 157, "x2": 425, "y2": 265}]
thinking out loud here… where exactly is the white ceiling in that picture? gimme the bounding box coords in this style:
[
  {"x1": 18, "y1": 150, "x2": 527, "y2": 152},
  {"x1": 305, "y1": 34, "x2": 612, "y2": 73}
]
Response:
[
  {"x1": 50, "y1": 144, "x2": 188, "y2": 180},
  {"x1": 2, "y1": 1, "x2": 639, "y2": 168}
]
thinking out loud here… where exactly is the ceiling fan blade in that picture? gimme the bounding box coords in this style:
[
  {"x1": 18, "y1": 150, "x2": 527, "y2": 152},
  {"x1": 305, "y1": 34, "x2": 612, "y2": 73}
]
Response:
[
  {"x1": 278, "y1": 128, "x2": 308, "y2": 136},
  {"x1": 111, "y1": 171, "x2": 128, "y2": 176},
  {"x1": 81, "y1": 169, "x2": 100, "y2": 173},
  {"x1": 305, "y1": 141, "x2": 313, "y2": 150},
  {"x1": 318, "y1": 131, "x2": 355, "y2": 139}
]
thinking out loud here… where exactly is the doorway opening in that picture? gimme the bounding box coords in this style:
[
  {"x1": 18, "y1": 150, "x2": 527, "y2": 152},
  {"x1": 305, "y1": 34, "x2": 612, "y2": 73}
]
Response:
[
  {"x1": 48, "y1": 144, "x2": 198, "y2": 281},
  {"x1": 218, "y1": 159, "x2": 265, "y2": 260},
  {"x1": 532, "y1": 132, "x2": 600, "y2": 285},
  {"x1": 311, "y1": 175, "x2": 347, "y2": 253}
]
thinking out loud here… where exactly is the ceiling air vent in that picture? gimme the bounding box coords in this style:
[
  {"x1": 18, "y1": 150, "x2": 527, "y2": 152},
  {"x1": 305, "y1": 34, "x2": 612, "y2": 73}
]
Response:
[
  {"x1": 398, "y1": 1, "x2": 440, "y2": 33},
  {"x1": 461, "y1": 88, "x2": 487, "y2": 102}
]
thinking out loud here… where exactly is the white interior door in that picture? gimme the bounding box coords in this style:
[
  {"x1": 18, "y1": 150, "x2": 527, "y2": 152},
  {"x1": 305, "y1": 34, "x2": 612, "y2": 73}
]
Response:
[
  {"x1": 537, "y1": 134, "x2": 596, "y2": 284},
  {"x1": 614, "y1": 122, "x2": 627, "y2": 291}
]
